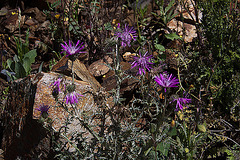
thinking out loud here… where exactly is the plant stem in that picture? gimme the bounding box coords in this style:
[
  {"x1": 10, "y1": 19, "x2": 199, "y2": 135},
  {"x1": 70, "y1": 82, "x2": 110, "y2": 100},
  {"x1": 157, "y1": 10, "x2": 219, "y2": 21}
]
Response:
[
  {"x1": 72, "y1": 59, "x2": 74, "y2": 84},
  {"x1": 114, "y1": 43, "x2": 121, "y2": 105}
]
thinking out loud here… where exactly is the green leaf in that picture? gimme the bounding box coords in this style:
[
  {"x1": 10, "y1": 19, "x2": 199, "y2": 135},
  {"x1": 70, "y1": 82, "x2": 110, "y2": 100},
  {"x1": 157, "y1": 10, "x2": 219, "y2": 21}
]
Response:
[
  {"x1": 150, "y1": 123, "x2": 157, "y2": 133},
  {"x1": 165, "y1": 0, "x2": 175, "y2": 14},
  {"x1": 156, "y1": 142, "x2": 170, "y2": 156},
  {"x1": 166, "y1": 11, "x2": 178, "y2": 22},
  {"x1": 165, "y1": 33, "x2": 182, "y2": 41},
  {"x1": 176, "y1": 136, "x2": 181, "y2": 146},
  {"x1": 104, "y1": 22, "x2": 113, "y2": 30},
  {"x1": 24, "y1": 49, "x2": 37, "y2": 64},
  {"x1": 155, "y1": 44, "x2": 165, "y2": 51},
  {"x1": 23, "y1": 57, "x2": 31, "y2": 74},
  {"x1": 6, "y1": 59, "x2": 13, "y2": 71},
  {"x1": 51, "y1": 0, "x2": 61, "y2": 8},
  {"x1": 144, "y1": 147, "x2": 152, "y2": 156},
  {"x1": 15, "y1": 62, "x2": 26, "y2": 78},
  {"x1": 168, "y1": 127, "x2": 177, "y2": 137},
  {"x1": 13, "y1": 55, "x2": 19, "y2": 62},
  {"x1": 197, "y1": 124, "x2": 207, "y2": 133},
  {"x1": 38, "y1": 62, "x2": 44, "y2": 73}
]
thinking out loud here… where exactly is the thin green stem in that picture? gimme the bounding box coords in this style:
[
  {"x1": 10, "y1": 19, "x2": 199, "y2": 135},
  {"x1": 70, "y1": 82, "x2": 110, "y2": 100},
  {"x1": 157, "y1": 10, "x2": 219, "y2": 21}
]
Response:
[
  {"x1": 72, "y1": 60, "x2": 74, "y2": 84},
  {"x1": 140, "y1": 74, "x2": 144, "y2": 100},
  {"x1": 114, "y1": 43, "x2": 121, "y2": 105}
]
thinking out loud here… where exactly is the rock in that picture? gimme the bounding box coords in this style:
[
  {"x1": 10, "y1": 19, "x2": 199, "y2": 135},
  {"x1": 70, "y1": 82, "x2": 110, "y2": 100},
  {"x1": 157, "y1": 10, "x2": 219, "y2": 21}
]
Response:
[
  {"x1": 33, "y1": 72, "x2": 96, "y2": 130},
  {"x1": 51, "y1": 56, "x2": 101, "y2": 92},
  {"x1": 2, "y1": 9, "x2": 25, "y2": 33},
  {"x1": 88, "y1": 55, "x2": 113, "y2": 77},
  {"x1": 102, "y1": 61, "x2": 139, "y2": 93},
  {"x1": 23, "y1": 17, "x2": 39, "y2": 33},
  {"x1": 38, "y1": 20, "x2": 50, "y2": 29},
  {"x1": 1, "y1": 71, "x2": 102, "y2": 158},
  {"x1": 1, "y1": 69, "x2": 145, "y2": 158},
  {"x1": 24, "y1": 18, "x2": 38, "y2": 26},
  {"x1": 0, "y1": 7, "x2": 8, "y2": 16},
  {"x1": 0, "y1": 149, "x2": 4, "y2": 160},
  {"x1": 1, "y1": 73, "x2": 49, "y2": 159},
  {"x1": 123, "y1": 52, "x2": 136, "y2": 62},
  {"x1": 23, "y1": 7, "x2": 46, "y2": 23},
  {"x1": 167, "y1": 0, "x2": 202, "y2": 42},
  {"x1": 167, "y1": 19, "x2": 197, "y2": 43},
  {"x1": 31, "y1": 72, "x2": 106, "y2": 153},
  {"x1": 36, "y1": 20, "x2": 51, "y2": 44}
]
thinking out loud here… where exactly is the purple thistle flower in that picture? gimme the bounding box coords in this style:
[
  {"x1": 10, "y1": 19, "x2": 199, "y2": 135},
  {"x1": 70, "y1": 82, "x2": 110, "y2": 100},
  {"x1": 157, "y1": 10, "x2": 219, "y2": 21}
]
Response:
[
  {"x1": 50, "y1": 78, "x2": 62, "y2": 92},
  {"x1": 155, "y1": 73, "x2": 179, "y2": 92},
  {"x1": 171, "y1": 94, "x2": 191, "y2": 111},
  {"x1": 61, "y1": 40, "x2": 85, "y2": 57},
  {"x1": 115, "y1": 24, "x2": 137, "y2": 47},
  {"x1": 64, "y1": 91, "x2": 83, "y2": 105},
  {"x1": 131, "y1": 51, "x2": 154, "y2": 75},
  {"x1": 36, "y1": 104, "x2": 50, "y2": 116}
]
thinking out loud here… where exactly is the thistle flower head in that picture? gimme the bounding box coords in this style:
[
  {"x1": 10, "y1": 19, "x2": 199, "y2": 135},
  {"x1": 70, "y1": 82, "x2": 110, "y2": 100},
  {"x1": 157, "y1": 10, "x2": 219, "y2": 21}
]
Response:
[
  {"x1": 131, "y1": 51, "x2": 154, "y2": 75},
  {"x1": 61, "y1": 40, "x2": 85, "y2": 57},
  {"x1": 36, "y1": 104, "x2": 50, "y2": 116},
  {"x1": 64, "y1": 91, "x2": 83, "y2": 105},
  {"x1": 115, "y1": 24, "x2": 137, "y2": 47},
  {"x1": 155, "y1": 73, "x2": 179, "y2": 92},
  {"x1": 171, "y1": 93, "x2": 191, "y2": 111}
]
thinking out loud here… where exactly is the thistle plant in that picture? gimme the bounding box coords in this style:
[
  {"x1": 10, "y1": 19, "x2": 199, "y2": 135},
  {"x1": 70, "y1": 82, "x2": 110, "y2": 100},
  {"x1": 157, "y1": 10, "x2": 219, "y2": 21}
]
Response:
[
  {"x1": 61, "y1": 40, "x2": 85, "y2": 85},
  {"x1": 110, "y1": 24, "x2": 138, "y2": 105}
]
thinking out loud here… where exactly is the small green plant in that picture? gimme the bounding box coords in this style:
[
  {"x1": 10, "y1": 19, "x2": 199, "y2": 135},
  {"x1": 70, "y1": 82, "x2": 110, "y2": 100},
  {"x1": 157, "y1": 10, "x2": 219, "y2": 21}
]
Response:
[
  {"x1": 152, "y1": 0, "x2": 178, "y2": 27},
  {"x1": 5, "y1": 9, "x2": 37, "y2": 80},
  {"x1": 6, "y1": 32, "x2": 37, "y2": 79},
  {"x1": 6, "y1": 49, "x2": 37, "y2": 79}
]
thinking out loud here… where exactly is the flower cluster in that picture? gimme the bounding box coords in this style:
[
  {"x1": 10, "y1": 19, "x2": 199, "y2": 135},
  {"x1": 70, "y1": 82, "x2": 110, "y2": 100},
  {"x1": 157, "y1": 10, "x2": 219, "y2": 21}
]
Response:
[
  {"x1": 155, "y1": 73, "x2": 179, "y2": 92},
  {"x1": 154, "y1": 72, "x2": 192, "y2": 111},
  {"x1": 131, "y1": 51, "x2": 154, "y2": 75},
  {"x1": 115, "y1": 24, "x2": 137, "y2": 47},
  {"x1": 50, "y1": 78, "x2": 83, "y2": 105}
]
